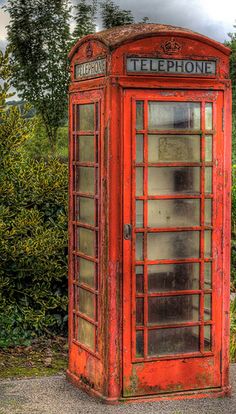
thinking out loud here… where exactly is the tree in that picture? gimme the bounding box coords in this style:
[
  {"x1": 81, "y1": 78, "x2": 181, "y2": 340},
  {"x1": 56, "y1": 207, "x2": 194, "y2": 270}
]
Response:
[
  {"x1": 73, "y1": 0, "x2": 97, "y2": 41},
  {"x1": 100, "y1": 0, "x2": 134, "y2": 29},
  {"x1": 225, "y1": 25, "x2": 236, "y2": 162},
  {"x1": 6, "y1": 0, "x2": 71, "y2": 154}
]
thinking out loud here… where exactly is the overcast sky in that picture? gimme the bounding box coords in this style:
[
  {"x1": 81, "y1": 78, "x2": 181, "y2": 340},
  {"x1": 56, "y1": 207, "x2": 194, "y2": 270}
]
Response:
[{"x1": 0, "y1": 0, "x2": 236, "y2": 50}]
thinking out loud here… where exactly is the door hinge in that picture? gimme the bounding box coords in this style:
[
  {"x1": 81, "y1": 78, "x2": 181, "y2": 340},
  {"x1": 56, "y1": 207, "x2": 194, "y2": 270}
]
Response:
[
  {"x1": 222, "y1": 107, "x2": 224, "y2": 131},
  {"x1": 124, "y1": 224, "x2": 132, "y2": 240}
]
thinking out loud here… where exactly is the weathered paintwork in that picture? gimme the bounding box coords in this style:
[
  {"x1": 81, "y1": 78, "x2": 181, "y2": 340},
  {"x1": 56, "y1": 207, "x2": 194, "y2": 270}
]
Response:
[{"x1": 67, "y1": 24, "x2": 231, "y2": 403}]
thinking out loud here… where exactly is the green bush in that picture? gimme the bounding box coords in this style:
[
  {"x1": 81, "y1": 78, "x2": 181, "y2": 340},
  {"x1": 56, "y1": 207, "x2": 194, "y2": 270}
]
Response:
[
  {"x1": 0, "y1": 49, "x2": 68, "y2": 346},
  {"x1": 0, "y1": 156, "x2": 68, "y2": 345},
  {"x1": 230, "y1": 297, "x2": 236, "y2": 361},
  {"x1": 22, "y1": 119, "x2": 68, "y2": 161}
]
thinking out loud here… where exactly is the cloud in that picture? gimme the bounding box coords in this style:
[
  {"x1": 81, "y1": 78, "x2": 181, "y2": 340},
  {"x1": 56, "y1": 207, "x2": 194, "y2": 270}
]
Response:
[
  {"x1": 1, "y1": 0, "x2": 235, "y2": 47},
  {"x1": 108, "y1": 0, "x2": 235, "y2": 41},
  {"x1": 0, "y1": 9, "x2": 9, "y2": 43}
]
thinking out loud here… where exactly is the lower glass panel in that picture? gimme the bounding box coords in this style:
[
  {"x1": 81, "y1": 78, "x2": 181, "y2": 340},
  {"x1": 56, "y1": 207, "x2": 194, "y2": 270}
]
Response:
[
  {"x1": 78, "y1": 228, "x2": 95, "y2": 257},
  {"x1": 148, "y1": 134, "x2": 200, "y2": 163},
  {"x1": 148, "y1": 295, "x2": 200, "y2": 325},
  {"x1": 136, "y1": 233, "x2": 144, "y2": 260},
  {"x1": 204, "y1": 262, "x2": 212, "y2": 289},
  {"x1": 204, "y1": 325, "x2": 212, "y2": 351},
  {"x1": 148, "y1": 167, "x2": 200, "y2": 195},
  {"x1": 136, "y1": 331, "x2": 144, "y2": 357},
  {"x1": 79, "y1": 198, "x2": 95, "y2": 225},
  {"x1": 77, "y1": 167, "x2": 94, "y2": 194},
  {"x1": 136, "y1": 134, "x2": 143, "y2": 162},
  {"x1": 136, "y1": 200, "x2": 143, "y2": 227},
  {"x1": 204, "y1": 230, "x2": 212, "y2": 258},
  {"x1": 136, "y1": 298, "x2": 144, "y2": 326},
  {"x1": 204, "y1": 294, "x2": 212, "y2": 321},
  {"x1": 148, "y1": 263, "x2": 199, "y2": 292},
  {"x1": 148, "y1": 199, "x2": 200, "y2": 227},
  {"x1": 148, "y1": 326, "x2": 200, "y2": 356},
  {"x1": 136, "y1": 266, "x2": 144, "y2": 293},
  {"x1": 79, "y1": 258, "x2": 95, "y2": 288},
  {"x1": 79, "y1": 288, "x2": 95, "y2": 319},
  {"x1": 204, "y1": 199, "x2": 212, "y2": 225},
  {"x1": 77, "y1": 317, "x2": 95, "y2": 350},
  {"x1": 136, "y1": 168, "x2": 143, "y2": 195},
  {"x1": 147, "y1": 231, "x2": 200, "y2": 260},
  {"x1": 78, "y1": 135, "x2": 94, "y2": 162},
  {"x1": 205, "y1": 167, "x2": 212, "y2": 194}
]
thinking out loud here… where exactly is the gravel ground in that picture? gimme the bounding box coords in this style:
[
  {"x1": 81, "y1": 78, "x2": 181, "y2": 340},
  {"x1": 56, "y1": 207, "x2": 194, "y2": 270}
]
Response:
[{"x1": 0, "y1": 365, "x2": 235, "y2": 414}]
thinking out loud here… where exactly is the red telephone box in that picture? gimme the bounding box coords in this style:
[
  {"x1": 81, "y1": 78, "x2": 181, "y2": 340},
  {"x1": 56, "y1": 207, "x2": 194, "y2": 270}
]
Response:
[{"x1": 67, "y1": 24, "x2": 232, "y2": 403}]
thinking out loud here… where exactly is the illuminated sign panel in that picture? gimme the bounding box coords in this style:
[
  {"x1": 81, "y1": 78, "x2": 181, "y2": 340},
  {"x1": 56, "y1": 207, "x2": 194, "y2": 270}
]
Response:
[
  {"x1": 126, "y1": 58, "x2": 216, "y2": 75},
  {"x1": 75, "y1": 58, "x2": 106, "y2": 79}
]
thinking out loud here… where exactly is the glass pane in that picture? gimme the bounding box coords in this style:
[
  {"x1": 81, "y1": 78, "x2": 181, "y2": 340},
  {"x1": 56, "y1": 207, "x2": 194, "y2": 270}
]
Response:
[
  {"x1": 77, "y1": 104, "x2": 94, "y2": 131},
  {"x1": 205, "y1": 135, "x2": 212, "y2": 162},
  {"x1": 79, "y1": 258, "x2": 95, "y2": 288},
  {"x1": 136, "y1": 331, "x2": 144, "y2": 357},
  {"x1": 205, "y1": 167, "x2": 212, "y2": 194},
  {"x1": 136, "y1": 134, "x2": 143, "y2": 162},
  {"x1": 148, "y1": 199, "x2": 200, "y2": 227},
  {"x1": 148, "y1": 263, "x2": 200, "y2": 292},
  {"x1": 148, "y1": 167, "x2": 200, "y2": 195},
  {"x1": 79, "y1": 288, "x2": 95, "y2": 319},
  {"x1": 205, "y1": 103, "x2": 213, "y2": 130},
  {"x1": 79, "y1": 198, "x2": 95, "y2": 225},
  {"x1": 136, "y1": 233, "x2": 143, "y2": 260},
  {"x1": 148, "y1": 326, "x2": 200, "y2": 356},
  {"x1": 136, "y1": 298, "x2": 144, "y2": 326},
  {"x1": 204, "y1": 325, "x2": 212, "y2": 351},
  {"x1": 136, "y1": 266, "x2": 144, "y2": 293},
  {"x1": 78, "y1": 227, "x2": 95, "y2": 257},
  {"x1": 78, "y1": 317, "x2": 95, "y2": 350},
  {"x1": 77, "y1": 167, "x2": 94, "y2": 194},
  {"x1": 136, "y1": 101, "x2": 144, "y2": 130},
  {"x1": 136, "y1": 200, "x2": 143, "y2": 227},
  {"x1": 204, "y1": 230, "x2": 212, "y2": 258},
  {"x1": 204, "y1": 294, "x2": 212, "y2": 321},
  {"x1": 204, "y1": 262, "x2": 212, "y2": 289},
  {"x1": 148, "y1": 102, "x2": 200, "y2": 130},
  {"x1": 76, "y1": 136, "x2": 94, "y2": 163},
  {"x1": 136, "y1": 168, "x2": 143, "y2": 195},
  {"x1": 148, "y1": 135, "x2": 200, "y2": 162},
  {"x1": 147, "y1": 231, "x2": 200, "y2": 260},
  {"x1": 148, "y1": 295, "x2": 199, "y2": 325},
  {"x1": 204, "y1": 199, "x2": 212, "y2": 225}
]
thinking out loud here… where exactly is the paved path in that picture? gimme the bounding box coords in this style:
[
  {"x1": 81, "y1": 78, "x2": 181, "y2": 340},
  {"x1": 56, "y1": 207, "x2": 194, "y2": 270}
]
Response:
[{"x1": 0, "y1": 365, "x2": 235, "y2": 414}]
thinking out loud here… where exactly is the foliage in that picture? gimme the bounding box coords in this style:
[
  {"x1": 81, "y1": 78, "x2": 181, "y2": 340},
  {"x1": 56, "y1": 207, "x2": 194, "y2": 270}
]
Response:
[
  {"x1": 6, "y1": 0, "x2": 71, "y2": 154},
  {"x1": 22, "y1": 121, "x2": 68, "y2": 161},
  {"x1": 230, "y1": 297, "x2": 236, "y2": 361},
  {"x1": 100, "y1": 0, "x2": 134, "y2": 29},
  {"x1": 0, "y1": 49, "x2": 68, "y2": 346},
  {"x1": 225, "y1": 25, "x2": 236, "y2": 163},
  {"x1": 73, "y1": 0, "x2": 97, "y2": 41}
]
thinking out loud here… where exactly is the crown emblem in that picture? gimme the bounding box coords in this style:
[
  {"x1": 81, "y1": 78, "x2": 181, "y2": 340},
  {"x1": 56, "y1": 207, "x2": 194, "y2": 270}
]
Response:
[
  {"x1": 161, "y1": 37, "x2": 182, "y2": 55},
  {"x1": 86, "y1": 42, "x2": 93, "y2": 58}
]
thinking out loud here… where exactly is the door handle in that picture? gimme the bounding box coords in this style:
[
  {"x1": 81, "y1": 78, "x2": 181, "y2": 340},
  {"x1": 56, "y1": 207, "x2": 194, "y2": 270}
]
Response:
[{"x1": 124, "y1": 224, "x2": 132, "y2": 240}]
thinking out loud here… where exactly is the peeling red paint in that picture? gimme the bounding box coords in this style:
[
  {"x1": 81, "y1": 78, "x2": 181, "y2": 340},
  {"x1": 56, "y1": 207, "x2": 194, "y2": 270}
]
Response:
[{"x1": 67, "y1": 23, "x2": 231, "y2": 403}]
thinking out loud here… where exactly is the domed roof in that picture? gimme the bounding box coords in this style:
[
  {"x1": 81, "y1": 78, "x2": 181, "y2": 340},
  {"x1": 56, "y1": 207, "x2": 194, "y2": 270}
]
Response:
[{"x1": 69, "y1": 23, "x2": 230, "y2": 60}]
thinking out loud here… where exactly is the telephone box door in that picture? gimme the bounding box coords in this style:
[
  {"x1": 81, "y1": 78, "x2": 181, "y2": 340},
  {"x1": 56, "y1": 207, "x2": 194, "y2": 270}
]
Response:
[{"x1": 123, "y1": 89, "x2": 224, "y2": 397}]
